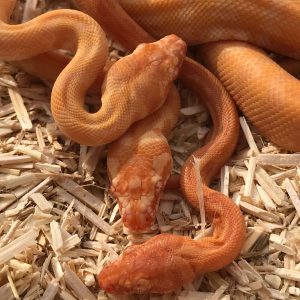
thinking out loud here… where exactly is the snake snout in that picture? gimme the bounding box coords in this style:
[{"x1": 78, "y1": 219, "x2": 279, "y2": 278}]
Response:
[
  {"x1": 119, "y1": 193, "x2": 157, "y2": 232},
  {"x1": 98, "y1": 244, "x2": 154, "y2": 294},
  {"x1": 158, "y1": 34, "x2": 187, "y2": 59},
  {"x1": 135, "y1": 34, "x2": 186, "y2": 75},
  {"x1": 98, "y1": 234, "x2": 193, "y2": 294},
  {"x1": 111, "y1": 166, "x2": 166, "y2": 232},
  {"x1": 122, "y1": 209, "x2": 155, "y2": 232}
]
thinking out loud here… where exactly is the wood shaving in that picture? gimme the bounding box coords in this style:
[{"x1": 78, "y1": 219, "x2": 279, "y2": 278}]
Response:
[
  {"x1": 193, "y1": 157, "x2": 206, "y2": 234},
  {"x1": 0, "y1": 1, "x2": 299, "y2": 299}
]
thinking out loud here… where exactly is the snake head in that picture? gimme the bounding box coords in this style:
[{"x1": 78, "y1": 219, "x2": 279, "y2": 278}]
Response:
[
  {"x1": 108, "y1": 130, "x2": 173, "y2": 233},
  {"x1": 110, "y1": 153, "x2": 171, "y2": 232},
  {"x1": 134, "y1": 34, "x2": 187, "y2": 80},
  {"x1": 98, "y1": 234, "x2": 196, "y2": 294}
]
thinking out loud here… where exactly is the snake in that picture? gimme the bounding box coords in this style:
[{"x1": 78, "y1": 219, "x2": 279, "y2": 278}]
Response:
[{"x1": 1, "y1": 0, "x2": 299, "y2": 295}]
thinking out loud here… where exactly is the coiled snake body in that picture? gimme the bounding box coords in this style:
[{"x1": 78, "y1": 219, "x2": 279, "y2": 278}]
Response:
[{"x1": 0, "y1": 0, "x2": 299, "y2": 295}]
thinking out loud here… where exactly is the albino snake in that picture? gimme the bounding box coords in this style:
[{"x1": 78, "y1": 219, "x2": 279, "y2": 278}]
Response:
[{"x1": 1, "y1": 0, "x2": 299, "y2": 294}]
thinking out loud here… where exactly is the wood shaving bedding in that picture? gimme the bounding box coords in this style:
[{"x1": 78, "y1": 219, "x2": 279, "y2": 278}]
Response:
[{"x1": 0, "y1": 0, "x2": 299, "y2": 299}]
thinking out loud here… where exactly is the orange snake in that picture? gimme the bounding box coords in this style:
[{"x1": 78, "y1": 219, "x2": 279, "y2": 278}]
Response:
[{"x1": 1, "y1": 0, "x2": 300, "y2": 295}]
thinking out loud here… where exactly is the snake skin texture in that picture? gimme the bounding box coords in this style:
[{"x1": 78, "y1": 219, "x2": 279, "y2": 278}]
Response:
[
  {"x1": 198, "y1": 42, "x2": 300, "y2": 151},
  {"x1": 118, "y1": 0, "x2": 300, "y2": 152},
  {"x1": 119, "y1": 0, "x2": 300, "y2": 59}
]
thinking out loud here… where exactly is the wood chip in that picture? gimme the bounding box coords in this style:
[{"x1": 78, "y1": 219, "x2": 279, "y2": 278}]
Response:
[
  {"x1": 50, "y1": 221, "x2": 63, "y2": 254},
  {"x1": 41, "y1": 279, "x2": 59, "y2": 300},
  {"x1": 269, "y1": 234, "x2": 296, "y2": 255},
  {"x1": 254, "y1": 165, "x2": 287, "y2": 205},
  {"x1": 55, "y1": 178, "x2": 104, "y2": 212},
  {"x1": 7, "y1": 269, "x2": 19, "y2": 299},
  {"x1": 193, "y1": 157, "x2": 205, "y2": 234},
  {"x1": 239, "y1": 201, "x2": 281, "y2": 223},
  {"x1": 284, "y1": 178, "x2": 300, "y2": 218},
  {"x1": 0, "y1": 220, "x2": 21, "y2": 248},
  {"x1": 63, "y1": 263, "x2": 97, "y2": 300},
  {"x1": 180, "y1": 105, "x2": 205, "y2": 115},
  {"x1": 241, "y1": 225, "x2": 265, "y2": 254},
  {"x1": 51, "y1": 257, "x2": 64, "y2": 281},
  {"x1": 22, "y1": 0, "x2": 39, "y2": 22},
  {"x1": 258, "y1": 154, "x2": 300, "y2": 166},
  {"x1": 289, "y1": 286, "x2": 300, "y2": 296},
  {"x1": 220, "y1": 165, "x2": 230, "y2": 196},
  {"x1": 29, "y1": 193, "x2": 53, "y2": 212},
  {"x1": 81, "y1": 146, "x2": 103, "y2": 176},
  {"x1": 15, "y1": 145, "x2": 43, "y2": 160},
  {"x1": 0, "y1": 173, "x2": 50, "y2": 189},
  {"x1": 0, "y1": 155, "x2": 33, "y2": 165},
  {"x1": 54, "y1": 187, "x2": 113, "y2": 235},
  {"x1": 7, "y1": 81, "x2": 32, "y2": 130},
  {"x1": 239, "y1": 117, "x2": 259, "y2": 155},
  {"x1": 274, "y1": 268, "x2": 300, "y2": 282},
  {"x1": 0, "y1": 229, "x2": 38, "y2": 265},
  {"x1": 243, "y1": 156, "x2": 257, "y2": 199},
  {"x1": 265, "y1": 274, "x2": 281, "y2": 289},
  {"x1": 225, "y1": 262, "x2": 249, "y2": 285},
  {"x1": 1, "y1": 2, "x2": 299, "y2": 299},
  {"x1": 256, "y1": 184, "x2": 276, "y2": 212}
]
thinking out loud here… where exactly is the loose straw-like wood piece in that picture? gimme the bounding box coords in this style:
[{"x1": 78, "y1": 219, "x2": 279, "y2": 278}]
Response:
[
  {"x1": 0, "y1": 229, "x2": 38, "y2": 265},
  {"x1": 284, "y1": 178, "x2": 300, "y2": 218},
  {"x1": 55, "y1": 178, "x2": 104, "y2": 212},
  {"x1": 63, "y1": 263, "x2": 97, "y2": 300},
  {"x1": 54, "y1": 187, "x2": 113, "y2": 235},
  {"x1": 258, "y1": 154, "x2": 300, "y2": 166},
  {"x1": 40, "y1": 280, "x2": 59, "y2": 300},
  {"x1": 29, "y1": 193, "x2": 53, "y2": 212},
  {"x1": 193, "y1": 156, "x2": 206, "y2": 234},
  {"x1": 7, "y1": 81, "x2": 32, "y2": 130},
  {"x1": 239, "y1": 117, "x2": 259, "y2": 155},
  {"x1": 0, "y1": 155, "x2": 33, "y2": 166}
]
